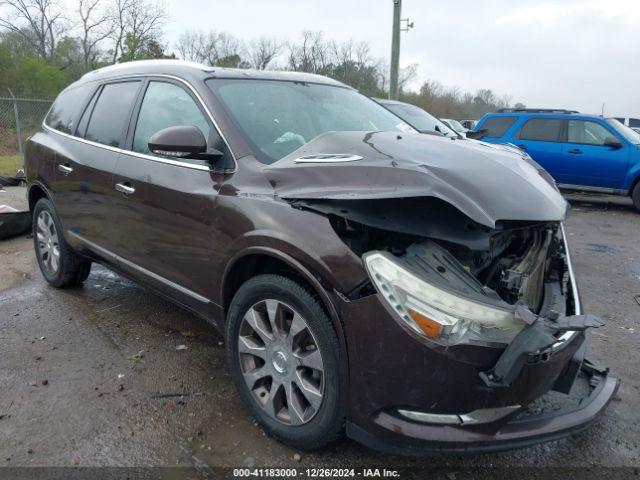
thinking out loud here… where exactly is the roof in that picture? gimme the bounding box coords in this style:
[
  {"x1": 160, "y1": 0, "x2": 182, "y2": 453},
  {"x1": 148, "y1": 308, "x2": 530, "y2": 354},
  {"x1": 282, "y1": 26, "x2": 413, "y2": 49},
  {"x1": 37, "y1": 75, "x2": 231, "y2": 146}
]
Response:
[
  {"x1": 496, "y1": 108, "x2": 579, "y2": 114},
  {"x1": 78, "y1": 59, "x2": 349, "y2": 88},
  {"x1": 374, "y1": 98, "x2": 406, "y2": 106}
]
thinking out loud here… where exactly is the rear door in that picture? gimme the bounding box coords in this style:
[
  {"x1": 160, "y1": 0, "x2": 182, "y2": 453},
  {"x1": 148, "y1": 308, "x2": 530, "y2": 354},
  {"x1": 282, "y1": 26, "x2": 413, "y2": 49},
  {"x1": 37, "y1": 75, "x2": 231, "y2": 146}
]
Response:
[
  {"x1": 513, "y1": 117, "x2": 565, "y2": 182},
  {"x1": 47, "y1": 80, "x2": 142, "y2": 255},
  {"x1": 109, "y1": 78, "x2": 232, "y2": 310},
  {"x1": 475, "y1": 115, "x2": 518, "y2": 143},
  {"x1": 66, "y1": 80, "x2": 142, "y2": 252},
  {"x1": 559, "y1": 119, "x2": 629, "y2": 188}
]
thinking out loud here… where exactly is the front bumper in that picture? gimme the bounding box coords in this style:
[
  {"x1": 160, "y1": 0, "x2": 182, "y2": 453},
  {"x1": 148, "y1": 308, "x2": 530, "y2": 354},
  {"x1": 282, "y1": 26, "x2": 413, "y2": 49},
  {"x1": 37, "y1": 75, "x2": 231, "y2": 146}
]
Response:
[
  {"x1": 339, "y1": 225, "x2": 618, "y2": 453},
  {"x1": 346, "y1": 360, "x2": 618, "y2": 454}
]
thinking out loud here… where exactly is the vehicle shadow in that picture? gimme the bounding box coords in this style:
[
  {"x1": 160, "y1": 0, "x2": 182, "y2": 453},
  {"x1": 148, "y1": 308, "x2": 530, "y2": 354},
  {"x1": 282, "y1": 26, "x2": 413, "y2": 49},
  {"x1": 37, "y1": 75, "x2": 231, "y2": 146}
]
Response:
[{"x1": 562, "y1": 192, "x2": 636, "y2": 214}]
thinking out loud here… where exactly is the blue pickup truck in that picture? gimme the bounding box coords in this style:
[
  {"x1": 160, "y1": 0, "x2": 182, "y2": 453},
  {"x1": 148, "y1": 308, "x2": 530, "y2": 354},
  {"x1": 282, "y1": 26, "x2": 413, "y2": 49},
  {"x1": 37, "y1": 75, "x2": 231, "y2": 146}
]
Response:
[{"x1": 475, "y1": 109, "x2": 640, "y2": 211}]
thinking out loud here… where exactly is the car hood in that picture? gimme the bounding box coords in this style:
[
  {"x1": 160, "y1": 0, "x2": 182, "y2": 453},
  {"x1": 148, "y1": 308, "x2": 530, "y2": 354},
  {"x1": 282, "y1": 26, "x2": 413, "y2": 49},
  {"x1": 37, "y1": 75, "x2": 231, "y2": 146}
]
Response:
[{"x1": 264, "y1": 131, "x2": 567, "y2": 228}]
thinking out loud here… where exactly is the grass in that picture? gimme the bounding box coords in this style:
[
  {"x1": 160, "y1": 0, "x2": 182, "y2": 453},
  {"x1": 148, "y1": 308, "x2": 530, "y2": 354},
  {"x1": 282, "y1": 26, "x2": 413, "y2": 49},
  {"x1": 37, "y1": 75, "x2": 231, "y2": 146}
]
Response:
[{"x1": 0, "y1": 155, "x2": 22, "y2": 176}]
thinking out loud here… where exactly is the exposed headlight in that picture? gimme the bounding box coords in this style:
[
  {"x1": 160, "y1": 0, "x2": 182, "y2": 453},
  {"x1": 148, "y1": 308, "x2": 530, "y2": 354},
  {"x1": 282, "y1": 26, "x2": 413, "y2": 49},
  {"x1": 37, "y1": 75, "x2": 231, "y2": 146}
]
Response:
[{"x1": 363, "y1": 251, "x2": 524, "y2": 346}]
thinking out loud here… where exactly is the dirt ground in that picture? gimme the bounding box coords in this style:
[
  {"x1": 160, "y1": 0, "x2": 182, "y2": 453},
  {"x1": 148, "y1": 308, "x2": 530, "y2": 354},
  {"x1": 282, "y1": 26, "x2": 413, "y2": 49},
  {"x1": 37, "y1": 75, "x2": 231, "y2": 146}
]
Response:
[{"x1": 0, "y1": 187, "x2": 639, "y2": 475}]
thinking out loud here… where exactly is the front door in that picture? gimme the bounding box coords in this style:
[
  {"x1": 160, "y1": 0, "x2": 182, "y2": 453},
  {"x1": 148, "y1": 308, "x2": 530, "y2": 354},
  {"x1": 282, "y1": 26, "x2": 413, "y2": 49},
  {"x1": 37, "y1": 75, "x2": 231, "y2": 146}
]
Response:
[
  {"x1": 109, "y1": 78, "x2": 232, "y2": 311},
  {"x1": 559, "y1": 119, "x2": 630, "y2": 188}
]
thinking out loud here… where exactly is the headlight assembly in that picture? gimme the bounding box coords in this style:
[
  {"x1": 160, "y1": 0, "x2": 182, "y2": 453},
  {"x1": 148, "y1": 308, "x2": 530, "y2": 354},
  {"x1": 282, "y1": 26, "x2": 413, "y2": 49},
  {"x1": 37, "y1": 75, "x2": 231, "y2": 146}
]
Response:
[{"x1": 363, "y1": 251, "x2": 524, "y2": 346}]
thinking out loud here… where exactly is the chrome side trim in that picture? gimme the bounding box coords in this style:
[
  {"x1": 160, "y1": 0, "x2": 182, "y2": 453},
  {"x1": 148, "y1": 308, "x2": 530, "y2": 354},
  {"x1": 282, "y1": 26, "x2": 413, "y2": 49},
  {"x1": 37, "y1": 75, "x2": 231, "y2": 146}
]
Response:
[
  {"x1": 397, "y1": 404, "x2": 521, "y2": 426},
  {"x1": 43, "y1": 73, "x2": 237, "y2": 173},
  {"x1": 558, "y1": 183, "x2": 628, "y2": 196},
  {"x1": 552, "y1": 223, "x2": 579, "y2": 350},
  {"x1": 68, "y1": 231, "x2": 210, "y2": 304},
  {"x1": 295, "y1": 154, "x2": 363, "y2": 163}
]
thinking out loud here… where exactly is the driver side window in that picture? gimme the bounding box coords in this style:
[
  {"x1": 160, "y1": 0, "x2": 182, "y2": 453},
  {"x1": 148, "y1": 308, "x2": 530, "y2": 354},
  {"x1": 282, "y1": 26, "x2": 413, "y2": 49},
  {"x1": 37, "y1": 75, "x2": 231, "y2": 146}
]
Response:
[
  {"x1": 567, "y1": 120, "x2": 613, "y2": 146},
  {"x1": 133, "y1": 81, "x2": 211, "y2": 155}
]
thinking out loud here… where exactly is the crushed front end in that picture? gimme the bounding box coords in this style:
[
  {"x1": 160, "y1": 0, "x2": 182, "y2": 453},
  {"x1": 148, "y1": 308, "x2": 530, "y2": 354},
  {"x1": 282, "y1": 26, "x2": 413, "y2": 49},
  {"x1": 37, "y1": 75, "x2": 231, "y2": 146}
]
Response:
[{"x1": 312, "y1": 196, "x2": 618, "y2": 453}]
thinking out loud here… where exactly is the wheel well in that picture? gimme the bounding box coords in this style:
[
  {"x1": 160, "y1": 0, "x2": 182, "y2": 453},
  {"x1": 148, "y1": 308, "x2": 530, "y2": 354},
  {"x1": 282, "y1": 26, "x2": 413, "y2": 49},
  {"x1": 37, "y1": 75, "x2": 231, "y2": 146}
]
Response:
[
  {"x1": 28, "y1": 184, "x2": 47, "y2": 212},
  {"x1": 630, "y1": 175, "x2": 640, "y2": 196},
  {"x1": 223, "y1": 254, "x2": 324, "y2": 316}
]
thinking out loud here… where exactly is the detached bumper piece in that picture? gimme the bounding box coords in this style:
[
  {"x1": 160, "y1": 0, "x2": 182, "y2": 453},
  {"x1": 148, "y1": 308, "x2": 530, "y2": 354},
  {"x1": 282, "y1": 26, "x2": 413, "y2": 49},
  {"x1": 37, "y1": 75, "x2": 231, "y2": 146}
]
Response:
[
  {"x1": 480, "y1": 304, "x2": 604, "y2": 388},
  {"x1": 347, "y1": 360, "x2": 618, "y2": 455},
  {"x1": 0, "y1": 205, "x2": 31, "y2": 240}
]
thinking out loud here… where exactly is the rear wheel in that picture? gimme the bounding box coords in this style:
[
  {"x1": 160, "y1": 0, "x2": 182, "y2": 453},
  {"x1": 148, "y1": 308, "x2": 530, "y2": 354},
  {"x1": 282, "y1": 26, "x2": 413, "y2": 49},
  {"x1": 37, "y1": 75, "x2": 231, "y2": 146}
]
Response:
[
  {"x1": 32, "y1": 198, "x2": 91, "y2": 287},
  {"x1": 632, "y1": 182, "x2": 640, "y2": 212},
  {"x1": 226, "y1": 274, "x2": 345, "y2": 450}
]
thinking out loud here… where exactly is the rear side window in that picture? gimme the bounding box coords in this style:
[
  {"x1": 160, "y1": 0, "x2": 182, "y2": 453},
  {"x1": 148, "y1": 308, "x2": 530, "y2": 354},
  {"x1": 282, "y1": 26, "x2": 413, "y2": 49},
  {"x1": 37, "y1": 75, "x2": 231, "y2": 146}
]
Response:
[
  {"x1": 84, "y1": 81, "x2": 140, "y2": 148},
  {"x1": 479, "y1": 116, "x2": 517, "y2": 138},
  {"x1": 45, "y1": 84, "x2": 95, "y2": 134},
  {"x1": 518, "y1": 118, "x2": 563, "y2": 142}
]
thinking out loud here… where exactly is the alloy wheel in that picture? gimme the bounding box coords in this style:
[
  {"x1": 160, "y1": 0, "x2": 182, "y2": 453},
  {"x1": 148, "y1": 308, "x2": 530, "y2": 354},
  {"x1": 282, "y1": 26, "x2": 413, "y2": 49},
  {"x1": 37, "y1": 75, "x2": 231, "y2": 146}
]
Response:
[
  {"x1": 36, "y1": 210, "x2": 60, "y2": 274},
  {"x1": 238, "y1": 299, "x2": 325, "y2": 425}
]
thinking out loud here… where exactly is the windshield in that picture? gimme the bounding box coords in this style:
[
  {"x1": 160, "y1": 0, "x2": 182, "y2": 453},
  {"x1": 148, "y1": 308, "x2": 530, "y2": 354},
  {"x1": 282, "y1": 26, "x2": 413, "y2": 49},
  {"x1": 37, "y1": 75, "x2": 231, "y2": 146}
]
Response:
[
  {"x1": 206, "y1": 79, "x2": 416, "y2": 164},
  {"x1": 383, "y1": 103, "x2": 459, "y2": 137},
  {"x1": 445, "y1": 119, "x2": 466, "y2": 132},
  {"x1": 606, "y1": 118, "x2": 640, "y2": 145}
]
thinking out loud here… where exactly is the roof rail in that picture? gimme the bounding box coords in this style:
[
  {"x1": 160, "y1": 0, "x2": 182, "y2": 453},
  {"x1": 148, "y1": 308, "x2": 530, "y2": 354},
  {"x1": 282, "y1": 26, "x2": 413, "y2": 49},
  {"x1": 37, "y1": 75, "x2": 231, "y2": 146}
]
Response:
[{"x1": 495, "y1": 108, "x2": 580, "y2": 114}]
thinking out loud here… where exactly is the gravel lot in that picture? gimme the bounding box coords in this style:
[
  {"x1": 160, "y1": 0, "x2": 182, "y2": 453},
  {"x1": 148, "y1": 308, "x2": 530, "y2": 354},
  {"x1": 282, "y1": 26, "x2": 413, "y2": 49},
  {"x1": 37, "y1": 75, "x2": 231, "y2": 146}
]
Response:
[{"x1": 0, "y1": 187, "x2": 638, "y2": 475}]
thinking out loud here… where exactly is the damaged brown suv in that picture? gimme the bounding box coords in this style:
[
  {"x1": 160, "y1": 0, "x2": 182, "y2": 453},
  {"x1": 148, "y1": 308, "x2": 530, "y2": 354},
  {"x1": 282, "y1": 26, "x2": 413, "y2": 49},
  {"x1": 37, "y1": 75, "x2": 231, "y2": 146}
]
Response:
[{"x1": 25, "y1": 60, "x2": 618, "y2": 453}]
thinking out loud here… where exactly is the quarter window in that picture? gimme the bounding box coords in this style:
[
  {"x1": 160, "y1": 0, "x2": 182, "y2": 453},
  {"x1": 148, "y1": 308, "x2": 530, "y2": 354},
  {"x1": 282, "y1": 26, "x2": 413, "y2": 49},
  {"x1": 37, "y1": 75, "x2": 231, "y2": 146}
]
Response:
[
  {"x1": 133, "y1": 81, "x2": 211, "y2": 155},
  {"x1": 567, "y1": 120, "x2": 613, "y2": 146},
  {"x1": 479, "y1": 116, "x2": 517, "y2": 138},
  {"x1": 45, "y1": 84, "x2": 95, "y2": 134},
  {"x1": 84, "y1": 81, "x2": 140, "y2": 148},
  {"x1": 518, "y1": 118, "x2": 563, "y2": 142}
]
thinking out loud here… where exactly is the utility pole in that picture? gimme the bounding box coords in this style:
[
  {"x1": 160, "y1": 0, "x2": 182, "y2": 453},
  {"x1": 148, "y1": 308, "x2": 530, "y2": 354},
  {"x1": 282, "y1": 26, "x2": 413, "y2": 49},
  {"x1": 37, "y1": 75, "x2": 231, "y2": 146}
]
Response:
[
  {"x1": 389, "y1": 0, "x2": 413, "y2": 100},
  {"x1": 389, "y1": 0, "x2": 401, "y2": 100}
]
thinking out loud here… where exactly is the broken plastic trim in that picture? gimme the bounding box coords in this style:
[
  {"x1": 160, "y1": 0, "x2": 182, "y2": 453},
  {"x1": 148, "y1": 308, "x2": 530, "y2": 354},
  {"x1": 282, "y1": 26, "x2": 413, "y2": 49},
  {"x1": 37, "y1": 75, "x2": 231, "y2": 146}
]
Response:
[{"x1": 479, "y1": 306, "x2": 604, "y2": 388}]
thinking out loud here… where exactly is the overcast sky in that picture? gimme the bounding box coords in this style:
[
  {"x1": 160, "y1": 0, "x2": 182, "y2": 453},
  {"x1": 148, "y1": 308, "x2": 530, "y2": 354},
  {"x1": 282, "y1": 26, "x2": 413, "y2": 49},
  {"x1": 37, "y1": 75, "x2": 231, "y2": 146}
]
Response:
[{"x1": 164, "y1": 0, "x2": 640, "y2": 116}]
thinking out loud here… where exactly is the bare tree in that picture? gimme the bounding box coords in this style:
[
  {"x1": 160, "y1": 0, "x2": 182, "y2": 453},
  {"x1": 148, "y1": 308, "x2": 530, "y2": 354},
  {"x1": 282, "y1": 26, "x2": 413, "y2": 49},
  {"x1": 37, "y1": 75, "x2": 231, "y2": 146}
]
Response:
[
  {"x1": 77, "y1": 0, "x2": 111, "y2": 69},
  {"x1": 108, "y1": 0, "x2": 165, "y2": 62},
  {"x1": 0, "y1": 0, "x2": 64, "y2": 59},
  {"x1": 175, "y1": 30, "x2": 246, "y2": 67},
  {"x1": 108, "y1": 0, "x2": 129, "y2": 62},
  {"x1": 287, "y1": 30, "x2": 330, "y2": 74},
  {"x1": 175, "y1": 30, "x2": 208, "y2": 63},
  {"x1": 248, "y1": 36, "x2": 282, "y2": 70}
]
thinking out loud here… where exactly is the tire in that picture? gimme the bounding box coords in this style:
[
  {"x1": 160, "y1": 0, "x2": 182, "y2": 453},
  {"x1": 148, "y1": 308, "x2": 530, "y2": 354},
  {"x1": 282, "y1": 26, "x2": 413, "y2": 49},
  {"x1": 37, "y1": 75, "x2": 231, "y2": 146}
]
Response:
[
  {"x1": 226, "y1": 274, "x2": 346, "y2": 450},
  {"x1": 632, "y1": 182, "x2": 640, "y2": 212},
  {"x1": 32, "y1": 197, "x2": 91, "y2": 288}
]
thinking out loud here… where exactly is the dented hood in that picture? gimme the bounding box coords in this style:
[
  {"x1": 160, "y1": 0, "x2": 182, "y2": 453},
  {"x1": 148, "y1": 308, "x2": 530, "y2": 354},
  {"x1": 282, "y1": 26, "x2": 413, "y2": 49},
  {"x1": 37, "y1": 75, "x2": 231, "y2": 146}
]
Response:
[{"x1": 264, "y1": 131, "x2": 567, "y2": 228}]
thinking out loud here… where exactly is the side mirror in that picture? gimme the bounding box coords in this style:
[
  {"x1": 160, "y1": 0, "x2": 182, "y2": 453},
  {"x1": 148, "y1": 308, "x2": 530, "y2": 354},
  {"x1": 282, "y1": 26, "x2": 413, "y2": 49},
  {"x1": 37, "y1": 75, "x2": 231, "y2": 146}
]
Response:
[
  {"x1": 148, "y1": 125, "x2": 223, "y2": 161},
  {"x1": 466, "y1": 129, "x2": 488, "y2": 140},
  {"x1": 603, "y1": 136, "x2": 623, "y2": 149}
]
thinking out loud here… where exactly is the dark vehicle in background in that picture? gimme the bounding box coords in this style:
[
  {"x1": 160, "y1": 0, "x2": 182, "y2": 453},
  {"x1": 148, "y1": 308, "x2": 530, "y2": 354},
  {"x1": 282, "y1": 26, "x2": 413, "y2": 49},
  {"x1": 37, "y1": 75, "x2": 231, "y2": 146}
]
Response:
[
  {"x1": 25, "y1": 60, "x2": 617, "y2": 454},
  {"x1": 475, "y1": 108, "x2": 640, "y2": 211},
  {"x1": 374, "y1": 98, "x2": 459, "y2": 137},
  {"x1": 460, "y1": 119, "x2": 477, "y2": 130},
  {"x1": 613, "y1": 116, "x2": 640, "y2": 129}
]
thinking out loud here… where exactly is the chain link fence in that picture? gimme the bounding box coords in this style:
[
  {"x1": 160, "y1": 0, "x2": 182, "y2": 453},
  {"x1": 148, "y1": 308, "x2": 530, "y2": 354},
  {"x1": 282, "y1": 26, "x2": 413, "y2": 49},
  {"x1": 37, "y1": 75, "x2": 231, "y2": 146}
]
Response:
[{"x1": 0, "y1": 96, "x2": 53, "y2": 175}]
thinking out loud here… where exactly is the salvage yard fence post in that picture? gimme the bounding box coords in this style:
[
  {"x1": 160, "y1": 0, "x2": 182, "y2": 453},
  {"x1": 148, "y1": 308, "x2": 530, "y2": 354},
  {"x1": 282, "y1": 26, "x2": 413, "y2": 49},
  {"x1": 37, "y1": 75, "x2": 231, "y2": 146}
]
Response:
[{"x1": 0, "y1": 93, "x2": 53, "y2": 173}]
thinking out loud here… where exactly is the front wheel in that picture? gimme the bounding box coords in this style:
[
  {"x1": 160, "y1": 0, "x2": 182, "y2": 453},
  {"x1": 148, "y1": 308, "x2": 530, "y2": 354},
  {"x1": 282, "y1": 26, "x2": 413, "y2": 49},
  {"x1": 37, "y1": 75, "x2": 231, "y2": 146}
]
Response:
[
  {"x1": 632, "y1": 182, "x2": 640, "y2": 212},
  {"x1": 226, "y1": 274, "x2": 346, "y2": 450}
]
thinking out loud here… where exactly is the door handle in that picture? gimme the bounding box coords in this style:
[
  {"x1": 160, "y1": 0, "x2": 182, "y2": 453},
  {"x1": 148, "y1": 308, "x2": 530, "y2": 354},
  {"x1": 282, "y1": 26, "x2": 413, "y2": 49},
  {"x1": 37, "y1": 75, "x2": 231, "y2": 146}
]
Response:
[
  {"x1": 57, "y1": 163, "x2": 73, "y2": 175},
  {"x1": 115, "y1": 182, "x2": 135, "y2": 195},
  {"x1": 568, "y1": 149, "x2": 582, "y2": 154},
  {"x1": 517, "y1": 144, "x2": 527, "y2": 150}
]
